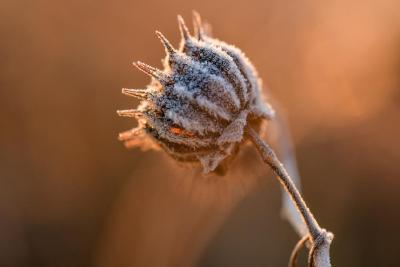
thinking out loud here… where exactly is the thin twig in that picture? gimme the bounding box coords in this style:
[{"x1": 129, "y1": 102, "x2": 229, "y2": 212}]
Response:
[
  {"x1": 289, "y1": 234, "x2": 310, "y2": 267},
  {"x1": 268, "y1": 109, "x2": 307, "y2": 237},
  {"x1": 308, "y1": 229, "x2": 333, "y2": 267},
  {"x1": 246, "y1": 125, "x2": 333, "y2": 267}
]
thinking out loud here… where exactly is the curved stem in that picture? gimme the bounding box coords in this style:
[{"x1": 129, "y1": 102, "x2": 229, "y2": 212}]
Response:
[
  {"x1": 246, "y1": 126, "x2": 333, "y2": 267},
  {"x1": 246, "y1": 126, "x2": 320, "y2": 237},
  {"x1": 289, "y1": 234, "x2": 310, "y2": 267}
]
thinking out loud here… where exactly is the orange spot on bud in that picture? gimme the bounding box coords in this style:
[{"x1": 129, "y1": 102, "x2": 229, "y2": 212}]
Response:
[{"x1": 169, "y1": 127, "x2": 194, "y2": 137}]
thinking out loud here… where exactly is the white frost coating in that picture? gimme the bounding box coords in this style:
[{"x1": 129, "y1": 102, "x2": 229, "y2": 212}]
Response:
[
  {"x1": 198, "y1": 151, "x2": 226, "y2": 174},
  {"x1": 217, "y1": 110, "x2": 248, "y2": 145},
  {"x1": 213, "y1": 39, "x2": 259, "y2": 90},
  {"x1": 197, "y1": 143, "x2": 235, "y2": 173},
  {"x1": 173, "y1": 84, "x2": 232, "y2": 121},
  {"x1": 304, "y1": 229, "x2": 333, "y2": 267},
  {"x1": 165, "y1": 110, "x2": 217, "y2": 135},
  {"x1": 183, "y1": 38, "x2": 249, "y2": 103},
  {"x1": 251, "y1": 99, "x2": 275, "y2": 120},
  {"x1": 146, "y1": 115, "x2": 212, "y2": 148},
  {"x1": 118, "y1": 13, "x2": 274, "y2": 174},
  {"x1": 195, "y1": 95, "x2": 231, "y2": 120},
  {"x1": 204, "y1": 75, "x2": 241, "y2": 110},
  {"x1": 169, "y1": 52, "x2": 242, "y2": 110}
]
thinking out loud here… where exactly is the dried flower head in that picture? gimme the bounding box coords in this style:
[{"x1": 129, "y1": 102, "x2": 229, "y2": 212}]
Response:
[{"x1": 118, "y1": 13, "x2": 274, "y2": 175}]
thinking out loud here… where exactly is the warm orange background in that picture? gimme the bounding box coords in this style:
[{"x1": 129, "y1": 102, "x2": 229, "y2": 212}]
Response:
[{"x1": 1, "y1": 0, "x2": 400, "y2": 266}]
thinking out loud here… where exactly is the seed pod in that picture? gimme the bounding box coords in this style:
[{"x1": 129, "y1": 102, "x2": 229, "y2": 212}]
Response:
[{"x1": 118, "y1": 13, "x2": 274, "y2": 175}]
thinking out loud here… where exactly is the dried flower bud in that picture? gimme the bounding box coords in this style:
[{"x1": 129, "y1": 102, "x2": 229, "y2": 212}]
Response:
[{"x1": 118, "y1": 13, "x2": 274, "y2": 175}]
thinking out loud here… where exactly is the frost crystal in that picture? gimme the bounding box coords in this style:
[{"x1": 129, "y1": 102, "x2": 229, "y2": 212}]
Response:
[{"x1": 118, "y1": 13, "x2": 274, "y2": 175}]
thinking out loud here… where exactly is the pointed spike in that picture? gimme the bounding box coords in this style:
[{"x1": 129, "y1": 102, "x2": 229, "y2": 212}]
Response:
[
  {"x1": 192, "y1": 10, "x2": 202, "y2": 24},
  {"x1": 123, "y1": 139, "x2": 143, "y2": 149},
  {"x1": 203, "y1": 22, "x2": 213, "y2": 37},
  {"x1": 121, "y1": 88, "x2": 149, "y2": 100},
  {"x1": 118, "y1": 128, "x2": 143, "y2": 141},
  {"x1": 133, "y1": 61, "x2": 171, "y2": 84},
  {"x1": 133, "y1": 61, "x2": 158, "y2": 76},
  {"x1": 116, "y1": 109, "x2": 142, "y2": 118},
  {"x1": 192, "y1": 10, "x2": 205, "y2": 40},
  {"x1": 155, "y1": 31, "x2": 176, "y2": 55},
  {"x1": 177, "y1": 15, "x2": 191, "y2": 41}
]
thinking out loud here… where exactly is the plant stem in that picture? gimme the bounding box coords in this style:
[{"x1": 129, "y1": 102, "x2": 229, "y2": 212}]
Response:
[
  {"x1": 246, "y1": 126, "x2": 333, "y2": 267},
  {"x1": 289, "y1": 234, "x2": 310, "y2": 267}
]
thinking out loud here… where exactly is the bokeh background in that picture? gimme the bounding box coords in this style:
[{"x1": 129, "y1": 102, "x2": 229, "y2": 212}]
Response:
[{"x1": 1, "y1": 0, "x2": 400, "y2": 266}]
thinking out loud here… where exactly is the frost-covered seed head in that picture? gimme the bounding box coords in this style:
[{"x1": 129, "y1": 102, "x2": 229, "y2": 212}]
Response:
[{"x1": 118, "y1": 13, "x2": 274, "y2": 175}]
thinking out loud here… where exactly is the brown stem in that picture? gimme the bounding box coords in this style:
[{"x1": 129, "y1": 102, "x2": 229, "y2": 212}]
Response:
[
  {"x1": 289, "y1": 234, "x2": 310, "y2": 267},
  {"x1": 246, "y1": 126, "x2": 333, "y2": 267}
]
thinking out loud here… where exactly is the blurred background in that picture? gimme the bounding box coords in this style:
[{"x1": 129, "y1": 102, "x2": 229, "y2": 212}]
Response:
[{"x1": 1, "y1": 0, "x2": 400, "y2": 266}]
